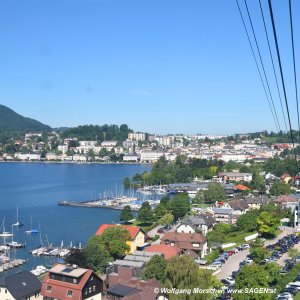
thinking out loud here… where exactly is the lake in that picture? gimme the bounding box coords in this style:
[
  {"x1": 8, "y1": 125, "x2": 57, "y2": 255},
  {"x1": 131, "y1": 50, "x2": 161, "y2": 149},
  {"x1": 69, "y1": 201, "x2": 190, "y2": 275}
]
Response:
[{"x1": 0, "y1": 162, "x2": 151, "y2": 274}]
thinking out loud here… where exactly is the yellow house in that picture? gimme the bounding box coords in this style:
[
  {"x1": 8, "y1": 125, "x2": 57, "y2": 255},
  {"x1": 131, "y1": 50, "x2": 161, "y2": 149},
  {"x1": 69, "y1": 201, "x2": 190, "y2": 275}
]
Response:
[{"x1": 95, "y1": 224, "x2": 145, "y2": 253}]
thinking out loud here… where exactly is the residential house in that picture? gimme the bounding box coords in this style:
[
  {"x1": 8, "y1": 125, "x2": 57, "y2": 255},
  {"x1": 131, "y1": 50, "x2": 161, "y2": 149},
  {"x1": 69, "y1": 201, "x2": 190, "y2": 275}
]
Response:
[
  {"x1": 217, "y1": 172, "x2": 253, "y2": 183},
  {"x1": 140, "y1": 150, "x2": 165, "y2": 162},
  {"x1": 41, "y1": 264, "x2": 103, "y2": 300},
  {"x1": 95, "y1": 224, "x2": 145, "y2": 254},
  {"x1": 228, "y1": 199, "x2": 249, "y2": 215},
  {"x1": 244, "y1": 196, "x2": 269, "y2": 210},
  {"x1": 176, "y1": 214, "x2": 214, "y2": 236},
  {"x1": 144, "y1": 244, "x2": 182, "y2": 260},
  {"x1": 281, "y1": 173, "x2": 292, "y2": 184},
  {"x1": 160, "y1": 232, "x2": 207, "y2": 258},
  {"x1": 104, "y1": 276, "x2": 165, "y2": 300},
  {"x1": 0, "y1": 270, "x2": 42, "y2": 300},
  {"x1": 211, "y1": 207, "x2": 233, "y2": 224}
]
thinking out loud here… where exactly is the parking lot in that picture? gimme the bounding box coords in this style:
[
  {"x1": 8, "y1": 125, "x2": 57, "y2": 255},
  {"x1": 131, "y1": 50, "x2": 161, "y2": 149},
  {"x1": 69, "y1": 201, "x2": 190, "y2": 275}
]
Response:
[{"x1": 216, "y1": 226, "x2": 295, "y2": 280}]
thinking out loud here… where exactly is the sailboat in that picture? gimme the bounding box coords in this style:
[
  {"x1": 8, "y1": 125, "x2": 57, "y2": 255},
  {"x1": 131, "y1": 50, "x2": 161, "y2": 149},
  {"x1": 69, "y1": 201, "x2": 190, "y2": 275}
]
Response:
[
  {"x1": 7, "y1": 226, "x2": 25, "y2": 248},
  {"x1": 0, "y1": 218, "x2": 13, "y2": 238},
  {"x1": 12, "y1": 206, "x2": 24, "y2": 227},
  {"x1": 25, "y1": 217, "x2": 39, "y2": 234}
]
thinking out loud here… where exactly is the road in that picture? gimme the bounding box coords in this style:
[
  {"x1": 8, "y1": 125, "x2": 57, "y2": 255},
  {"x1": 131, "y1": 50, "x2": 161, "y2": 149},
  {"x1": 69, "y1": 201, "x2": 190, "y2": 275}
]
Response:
[
  {"x1": 147, "y1": 223, "x2": 180, "y2": 245},
  {"x1": 216, "y1": 226, "x2": 294, "y2": 280}
]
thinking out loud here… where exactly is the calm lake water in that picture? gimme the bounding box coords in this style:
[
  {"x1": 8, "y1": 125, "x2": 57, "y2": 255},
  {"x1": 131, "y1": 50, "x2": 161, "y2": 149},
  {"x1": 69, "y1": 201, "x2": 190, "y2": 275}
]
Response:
[{"x1": 0, "y1": 163, "x2": 151, "y2": 274}]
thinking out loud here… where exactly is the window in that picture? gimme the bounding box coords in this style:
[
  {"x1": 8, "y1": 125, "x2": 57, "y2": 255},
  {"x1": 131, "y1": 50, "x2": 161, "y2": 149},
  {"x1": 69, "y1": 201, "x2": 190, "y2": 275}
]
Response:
[
  {"x1": 89, "y1": 287, "x2": 92, "y2": 293},
  {"x1": 46, "y1": 285, "x2": 52, "y2": 292},
  {"x1": 67, "y1": 290, "x2": 73, "y2": 297},
  {"x1": 73, "y1": 278, "x2": 77, "y2": 284},
  {"x1": 93, "y1": 285, "x2": 96, "y2": 292}
]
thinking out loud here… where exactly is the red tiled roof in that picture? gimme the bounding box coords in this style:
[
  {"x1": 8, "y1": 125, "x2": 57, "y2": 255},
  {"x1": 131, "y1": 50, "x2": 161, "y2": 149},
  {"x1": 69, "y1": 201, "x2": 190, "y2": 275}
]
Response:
[
  {"x1": 95, "y1": 224, "x2": 142, "y2": 240},
  {"x1": 235, "y1": 184, "x2": 250, "y2": 191},
  {"x1": 275, "y1": 195, "x2": 297, "y2": 203},
  {"x1": 144, "y1": 244, "x2": 181, "y2": 260},
  {"x1": 41, "y1": 268, "x2": 93, "y2": 300}
]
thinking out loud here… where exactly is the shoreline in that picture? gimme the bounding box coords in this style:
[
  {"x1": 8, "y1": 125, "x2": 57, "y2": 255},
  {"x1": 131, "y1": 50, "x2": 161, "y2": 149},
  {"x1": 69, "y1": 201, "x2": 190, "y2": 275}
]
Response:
[{"x1": 0, "y1": 161, "x2": 152, "y2": 166}]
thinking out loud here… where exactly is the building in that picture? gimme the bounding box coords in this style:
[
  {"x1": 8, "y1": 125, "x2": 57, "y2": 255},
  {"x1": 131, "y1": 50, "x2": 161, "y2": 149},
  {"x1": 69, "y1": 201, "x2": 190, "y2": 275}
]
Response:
[
  {"x1": 15, "y1": 153, "x2": 41, "y2": 161},
  {"x1": 140, "y1": 151, "x2": 164, "y2": 162},
  {"x1": 123, "y1": 154, "x2": 139, "y2": 162},
  {"x1": 217, "y1": 172, "x2": 253, "y2": 183},
  {"x1": 176, "y1": 215, "x2": 214, "y2": 236},
  {"x1": 244, "y1": 196, "x2": 269, "y2": 210},
  {"x1": 79, "y1": 141, "x2": 97, "y2": 147},
  {"x1": 95, "y1": 225, "x2": 145, "y2": 254},
  {"x1": 41, "y1": 264, "x2": 103, "y2": 300},
  {"x1": 144, "y1": 244, "x2": 182, "y2": 260},
  {"x1": 160, "y1": 232, "x2": 207, "y2": 258},
  {"x1": 128, "y1": 133, "x2": 146, "y2": 141},
  {"x1": 58, "y1": 145, "x2": 69, "y2": 154},
  {"x1": 0, "y1": 270, "x2": 42, "y2": 300},
  {"x1": 211, "y1": 208, "x2": 233, "y2": 224},
  {"x1": 228, "y1": 199, "x2": 249, "y2": 215}
]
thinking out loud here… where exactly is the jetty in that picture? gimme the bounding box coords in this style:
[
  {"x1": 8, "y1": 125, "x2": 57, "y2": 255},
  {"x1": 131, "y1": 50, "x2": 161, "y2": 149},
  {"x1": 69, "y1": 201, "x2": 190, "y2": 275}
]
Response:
[{"x1": 58, "y1": 195, "x2": 141, "y2": 211}]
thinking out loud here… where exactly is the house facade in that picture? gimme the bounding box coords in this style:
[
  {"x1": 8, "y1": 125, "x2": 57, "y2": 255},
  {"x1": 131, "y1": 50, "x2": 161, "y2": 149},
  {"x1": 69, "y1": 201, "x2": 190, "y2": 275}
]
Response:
[
  {"x1": 41, "y1": 264, "x2": 103, "y2": 300},
  {"x1": 160, "y1": 232, "x2": 207, "y2": 258}
]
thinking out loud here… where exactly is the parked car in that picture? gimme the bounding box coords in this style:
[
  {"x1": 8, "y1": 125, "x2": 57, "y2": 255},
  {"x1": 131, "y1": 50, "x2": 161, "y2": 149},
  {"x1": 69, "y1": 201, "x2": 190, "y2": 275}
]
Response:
[
  {"x1": 157, "y1": 228, "x2": 165, "y2": 234},
  {"x1": 226, "y1": 276, "x2": 235, "y2": 285},
  {"x1": 211, "y1": 261, "x2": 222, "y2": 268},
  {"x1": 240, "y1": 244, "x2": 250, "y2": 249},
  {"x1": 227, "y1": 250, "x2": 235, "y2": 256},
  {"x1": 277, "y1": 292, "x2": 293, "y2": 300},
  {"x1": 283, "y1": 287, "x2": 298, "y2": 295}
]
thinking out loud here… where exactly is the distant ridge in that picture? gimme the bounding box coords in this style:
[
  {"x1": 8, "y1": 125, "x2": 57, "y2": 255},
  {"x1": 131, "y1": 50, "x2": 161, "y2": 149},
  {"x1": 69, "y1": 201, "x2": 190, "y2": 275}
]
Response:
[{"x1": 0, "y1": 104, "x2": 51, "y2": 132}]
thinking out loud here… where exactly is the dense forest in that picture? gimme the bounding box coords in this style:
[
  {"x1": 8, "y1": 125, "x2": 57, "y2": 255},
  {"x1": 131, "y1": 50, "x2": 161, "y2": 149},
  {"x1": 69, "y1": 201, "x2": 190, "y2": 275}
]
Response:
[
  {"x1": 0, "y1": 104, "x2": 51, "y2": 132},
  {"x1": 61, "y1": 124, "x2": 133, "y2": 142}
]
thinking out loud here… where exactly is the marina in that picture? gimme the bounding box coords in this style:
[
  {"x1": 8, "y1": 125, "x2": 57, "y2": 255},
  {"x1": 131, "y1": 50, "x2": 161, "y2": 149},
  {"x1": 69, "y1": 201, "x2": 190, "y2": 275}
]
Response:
[{"x1": 0, "y1": 163, "x2": 151, "y2": 275}]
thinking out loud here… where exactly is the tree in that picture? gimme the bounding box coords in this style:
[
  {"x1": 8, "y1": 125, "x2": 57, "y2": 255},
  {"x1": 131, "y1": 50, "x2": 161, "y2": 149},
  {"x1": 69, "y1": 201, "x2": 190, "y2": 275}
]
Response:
[
  {"x1": 154, "y1": 203, "x2": 168, "y2": 221},
  {"x1": 236, "y1": 210, "x2": 260, "y2": 232},
  {"x1": 252, "y1": 172, "x2": 266, "y2": 194},
  {"x1": 120, "y1": 205, "x2": 133, "y2": 222},
  {"x1": 158, "y1": 213, "x2": 174, "y2": 227},
  {"x1": 65, "y1": 248, "x2": 87, "y2": 268},
  {"x1": 142, "y1": 255, "x2": 167, "y2": 282},
  {"x1": 100, "y1": 227, "x2": 131, "y2": 259},
  {"x1": 257, "y1": 211, "x2": 280, "y2": 237},
  {"x1": 264, "y1": 263, "x2": 281, "y2": 285},
  {"x1": 123, "y1": 177, "x2": 131, "y2": 189},
  {"x1": 83, "y1": 236, "x2": 112, "y2": 273},
  {"x1": 270, "y1": 181, "x2": 291, "y2": 196},
  {"x1": 167, "y1": 194, "x2": 191, "y2": 220},
  {"x1": 249, "y1": 240, "x2": 267, "y2": 263},
  {"x1": 207, "y1": 223, "x2": 232, "y2": 247},
  {"x1": 164, "y1": 256, "x2": 219, "y2": 300},
  {"x1": 233, "y1": 265, "x2": 272, "y2": 300},
  {"x1": 203, "y1": 183, "x2": 227, "y2": 203},
  {"x1": 137, "y1": 201, "x2": 154, "y2": 224}
]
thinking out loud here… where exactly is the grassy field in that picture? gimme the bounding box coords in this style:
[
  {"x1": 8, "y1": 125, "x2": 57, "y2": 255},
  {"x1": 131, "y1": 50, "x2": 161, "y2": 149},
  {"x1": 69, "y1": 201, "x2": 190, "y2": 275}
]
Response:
[{"x1": 294, "y1": 293, "x2": 300, "y2": 300}]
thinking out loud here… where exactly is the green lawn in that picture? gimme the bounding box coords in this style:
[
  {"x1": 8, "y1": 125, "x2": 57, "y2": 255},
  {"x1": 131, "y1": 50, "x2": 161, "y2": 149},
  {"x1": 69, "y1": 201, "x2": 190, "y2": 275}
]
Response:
[{"x1": 294, "y1": 293, "x2": 300, "y2": 300}]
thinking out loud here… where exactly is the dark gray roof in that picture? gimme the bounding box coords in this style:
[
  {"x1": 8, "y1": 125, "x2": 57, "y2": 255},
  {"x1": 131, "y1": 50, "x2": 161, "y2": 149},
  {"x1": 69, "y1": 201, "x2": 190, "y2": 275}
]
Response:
[
  {"x1": 181, "y1": 215, "x2": 214, "y2": 228},
  {"x1": 107, "y1": 283, "x2": 141, "y2": 297},
  {"x1": 228, "y1": 199, "x2": 249, "y2": 211},
  {"x1": 245, "y1": 196, "x2": 269, "y2": 205},
  {"x1": 0, "y1": 271, "x2": 41, "y2": 300}
]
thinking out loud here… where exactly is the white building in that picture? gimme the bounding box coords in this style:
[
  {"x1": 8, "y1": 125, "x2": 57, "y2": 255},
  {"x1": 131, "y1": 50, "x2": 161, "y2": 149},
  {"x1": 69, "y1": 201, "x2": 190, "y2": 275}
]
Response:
[
  {"x1": 123, "y1": 154, "x2": 139, "y2": 162},
  {"x1": 140, "y1": 151, "x2": 164, "y2": 162},
  {"x1": 15, "y1": 153, "x2": 41, "y2": 161},
  {"x1": 57, "y1": 144, "x2": 69, "y2": 154},
  {"x1": 128, "y1": 133, "x2": 146, "y2": 141},
  {"x1": 79, "y1": 141, "x2": 97, "y2": 147}
]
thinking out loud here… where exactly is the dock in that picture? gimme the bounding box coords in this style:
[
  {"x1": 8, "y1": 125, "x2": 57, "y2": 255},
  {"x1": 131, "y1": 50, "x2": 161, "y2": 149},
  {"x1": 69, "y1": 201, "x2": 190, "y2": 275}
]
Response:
[{"x1": 57, "y1": 196, "x2": 141, "y2": 211}]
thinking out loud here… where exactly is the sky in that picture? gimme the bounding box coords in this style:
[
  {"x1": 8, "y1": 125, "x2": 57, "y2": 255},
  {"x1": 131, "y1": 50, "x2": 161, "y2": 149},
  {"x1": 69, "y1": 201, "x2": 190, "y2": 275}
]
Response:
[{"x1": 0, "y1": 0, "x2": 300, "y2": 135}]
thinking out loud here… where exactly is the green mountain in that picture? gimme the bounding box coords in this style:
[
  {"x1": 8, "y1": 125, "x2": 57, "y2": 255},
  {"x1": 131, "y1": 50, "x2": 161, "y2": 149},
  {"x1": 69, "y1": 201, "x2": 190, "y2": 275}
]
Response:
[{"x1": 0, "y1": 104, "x2": 51, "y2": 132}]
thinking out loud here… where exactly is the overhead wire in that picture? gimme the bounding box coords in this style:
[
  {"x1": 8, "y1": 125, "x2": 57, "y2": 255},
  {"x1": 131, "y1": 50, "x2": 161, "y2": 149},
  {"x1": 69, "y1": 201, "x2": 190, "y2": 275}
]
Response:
[
  {"x1": 243, "y1": 0, "x2": 281, "y2": 132},
  {"x1": 289, "y1": 0, "x2": 300, "y2": 144},
  {"x1": 258, "y1": 0, "x2": 288, "y2": 134},
  {"x1": 235, "y1": 0, "x2": 280, "y2": 132},
  {"x1": 267, "y1": 0, "x2": 298, "y2": 166}
]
